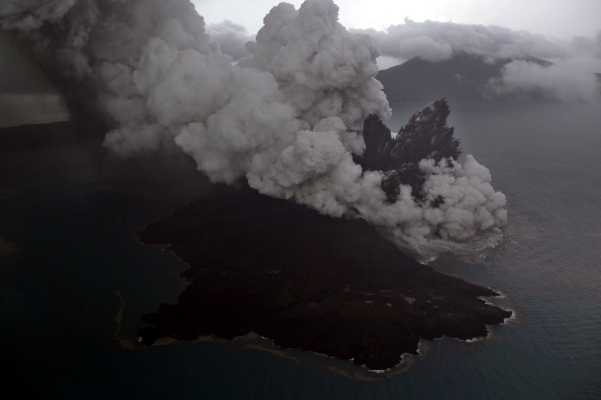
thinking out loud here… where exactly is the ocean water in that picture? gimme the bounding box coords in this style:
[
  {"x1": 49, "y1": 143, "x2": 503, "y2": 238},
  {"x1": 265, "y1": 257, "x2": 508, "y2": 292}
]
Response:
[{"x1": 1, "y1": 102, "x2": 600, "y2": 399}]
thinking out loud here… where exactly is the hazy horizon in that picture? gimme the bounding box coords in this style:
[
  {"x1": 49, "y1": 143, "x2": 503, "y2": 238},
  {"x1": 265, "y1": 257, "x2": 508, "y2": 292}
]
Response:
[
  {"x1": 1, "y1": 0, "x2": 600, "y2": 128},
  {"x1": 194, "y1": 0, "x2": 601, "y2": 39}
]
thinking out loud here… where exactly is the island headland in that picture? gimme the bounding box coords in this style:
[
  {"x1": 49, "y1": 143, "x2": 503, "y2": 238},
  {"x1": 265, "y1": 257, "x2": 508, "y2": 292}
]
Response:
[
  {"x1": 136, "y1": 102, "x2": 511, "y2": 372},
  {"x1": 137, "y1": 184, "x2": 511, "y2": 371}
]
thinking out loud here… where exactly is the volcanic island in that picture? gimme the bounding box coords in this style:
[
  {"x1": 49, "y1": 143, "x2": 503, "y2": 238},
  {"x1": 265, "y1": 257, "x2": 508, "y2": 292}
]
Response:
[{"x1": 135, "y1": 101, "x2": 512, "y2": 372}]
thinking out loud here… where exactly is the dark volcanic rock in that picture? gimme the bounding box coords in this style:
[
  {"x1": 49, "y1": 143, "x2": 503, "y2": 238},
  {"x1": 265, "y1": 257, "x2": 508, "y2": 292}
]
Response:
[
  {"x1": 138, "y1": 186, "x2": 511, "y2": 371},
  {"x1": 361, "y1": 99, "x2": 459, "y2": 169},
  {"x1": 358, "y1": 99, "x2": 459, "y2": 202},
  {"x1": 393, "y1": 99, "x2": 460, "y2": 164}
]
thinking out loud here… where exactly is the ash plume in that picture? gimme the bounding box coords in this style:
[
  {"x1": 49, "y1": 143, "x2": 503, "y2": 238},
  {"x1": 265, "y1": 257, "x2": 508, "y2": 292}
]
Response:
[{"x1": 0, "y1": 0, "x2": 507, "y2": 260}]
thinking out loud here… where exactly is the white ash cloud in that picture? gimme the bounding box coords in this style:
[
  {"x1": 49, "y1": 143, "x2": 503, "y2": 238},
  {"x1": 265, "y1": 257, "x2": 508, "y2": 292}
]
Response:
[
  {"x1": 359, "y1": 19, "x2": 565, "y2": 64},
  {"x1": 0, "y1": 0, "x2": 507, "y2": 260},
  {"x1": 375, "y1": 55, "x2": 403, "y2": 70}
]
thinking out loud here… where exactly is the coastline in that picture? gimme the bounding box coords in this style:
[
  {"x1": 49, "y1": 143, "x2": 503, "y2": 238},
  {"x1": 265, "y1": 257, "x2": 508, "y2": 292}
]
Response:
[
  {"x1": 115, "y1": 297, "x2": 511, "y2": 382},
  {"x1": 126, "y1": 186, "x2": 512, "y2": 374},
  {"x1": 116, "y1": 332, "x2": 415, "y2": 381}
]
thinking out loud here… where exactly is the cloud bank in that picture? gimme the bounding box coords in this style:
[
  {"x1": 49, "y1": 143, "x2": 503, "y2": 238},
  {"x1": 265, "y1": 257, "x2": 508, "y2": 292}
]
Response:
[
  {"x1": 490, "y1": 31, "x2": 601, "y2": 103},
  {"x1": 359, "y1": 19, "x2": 565, "y2": 64},
  {"x1": 491, "y1": 57, "x2": 601, "y2": 103},
  {"x1": 0, "y1": 0, "x2": 507, "y2": 260},
  {"x1": 361, "y1": 19, "x2": 601, "y2": 103}
]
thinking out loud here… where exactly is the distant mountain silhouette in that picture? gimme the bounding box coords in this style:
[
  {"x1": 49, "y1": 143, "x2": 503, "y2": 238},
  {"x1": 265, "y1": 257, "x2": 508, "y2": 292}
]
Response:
[{"x1": 377, "y1": 52, "x2": 551, "y2": 104}]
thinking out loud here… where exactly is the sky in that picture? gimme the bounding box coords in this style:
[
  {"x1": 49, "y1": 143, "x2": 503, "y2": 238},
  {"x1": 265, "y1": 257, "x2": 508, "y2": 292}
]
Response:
[{"x1": 193, "y1": 0, "x2": 601, "y2": 39}]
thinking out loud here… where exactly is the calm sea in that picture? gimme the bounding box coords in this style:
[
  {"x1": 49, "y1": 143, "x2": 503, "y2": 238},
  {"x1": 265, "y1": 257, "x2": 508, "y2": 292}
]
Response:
[{"x1": 1, "y1": 102, "x2": 600, "y2": 399}]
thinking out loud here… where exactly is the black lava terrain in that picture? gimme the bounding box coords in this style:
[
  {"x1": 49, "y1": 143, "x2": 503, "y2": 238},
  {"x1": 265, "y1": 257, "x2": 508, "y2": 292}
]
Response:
[{"x1": 138, "y1": 185, "x2": 510, "y2": 371}]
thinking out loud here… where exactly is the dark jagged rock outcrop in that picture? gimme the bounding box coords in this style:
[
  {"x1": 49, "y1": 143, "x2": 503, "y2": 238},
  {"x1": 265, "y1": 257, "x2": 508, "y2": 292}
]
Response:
[
  {"x1": 393, "y1": 99, "x2": 460, "y2": 163},
  {"x1": 358, "y1": 99, "x2": 460, "y2": 202},
  {"x1": 137, "y1": 186, "x2": 511, "y2": 372}
]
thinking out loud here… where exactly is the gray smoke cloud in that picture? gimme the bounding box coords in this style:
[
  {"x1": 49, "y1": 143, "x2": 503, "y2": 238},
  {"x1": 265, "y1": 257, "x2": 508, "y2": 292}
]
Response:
[
  {"x1": 0, "y1": 0, "x2": 507, "y2": 260},
  {"x1": 359, "y1": 19, "x2": 565, "y2": 64},
  {"x1": 0, "y1": 0, "x2": 76, "y2": 31}
]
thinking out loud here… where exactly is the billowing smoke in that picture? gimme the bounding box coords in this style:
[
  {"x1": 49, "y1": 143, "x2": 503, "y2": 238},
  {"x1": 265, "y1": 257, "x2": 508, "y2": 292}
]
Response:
[
  {"x1": 571, "y1": 32, "x2": 601, "y2": 59},
  {"x1": 359, "y1": 19, "x2": 565, "y2": 64},
  {"x1": 0, "y1": 0, "x2": 507, "y2": 260}
]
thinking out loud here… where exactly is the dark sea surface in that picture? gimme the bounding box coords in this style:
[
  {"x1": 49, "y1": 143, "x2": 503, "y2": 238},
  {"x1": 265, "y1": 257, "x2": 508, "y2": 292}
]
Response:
[{"x1": 1, "y1": 102, "x2": 601, "y2": 399}]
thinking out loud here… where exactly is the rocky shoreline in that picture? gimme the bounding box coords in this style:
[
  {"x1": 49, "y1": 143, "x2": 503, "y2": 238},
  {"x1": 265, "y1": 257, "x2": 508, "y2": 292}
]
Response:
[{"x1": 136, "y1": 186, "x2": 512, "y2": 372}]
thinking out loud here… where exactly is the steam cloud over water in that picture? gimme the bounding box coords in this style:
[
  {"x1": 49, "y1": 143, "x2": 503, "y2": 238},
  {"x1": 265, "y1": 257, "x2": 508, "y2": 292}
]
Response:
[
  {"x1": 490, "y1": 34, "x2": 601, "y2": 103},
  {"x1": 491, "y1": 58, "x2": 601, "y2": 103},
  {"x1": 0, "y1": 0, "x2": 508, "y2": 260},
  {"x1": 360, "y1": 20, "x2": 601, "y2": 103},
  {"x1": 359, "y1": 19, "x2": 566, "y2": 63}
]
